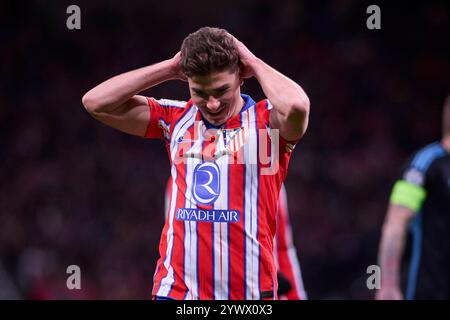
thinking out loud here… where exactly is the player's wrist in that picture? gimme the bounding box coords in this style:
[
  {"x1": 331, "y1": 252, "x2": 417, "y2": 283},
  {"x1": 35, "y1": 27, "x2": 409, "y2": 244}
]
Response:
[
  {"x1": 249, "y1": 57, "x2": 268, "y2": 78},
  {"x1": 381, "y1": 277, "x2": 401, "y2": 289}
]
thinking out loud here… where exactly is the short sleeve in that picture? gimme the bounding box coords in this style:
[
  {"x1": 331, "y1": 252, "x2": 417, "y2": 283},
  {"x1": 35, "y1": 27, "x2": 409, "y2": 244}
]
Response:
[
  {"x1": 264, "y1": 99, "x2": 300, "y2": 155},
  {"x1": 258, "y1": 99, "x2": 299, "y2": 181},
  {"x1": 389, "y1": 151, "x2": 431, "y2": 212},
  {"x1": 144, "y1": 98, "x2": 187, "y2": 140}
]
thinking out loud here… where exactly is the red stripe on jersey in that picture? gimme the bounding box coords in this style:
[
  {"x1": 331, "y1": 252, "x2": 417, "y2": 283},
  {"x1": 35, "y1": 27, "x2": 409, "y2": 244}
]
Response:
[{"x1": 227, "y1": 133, "x2": 246, "y2": 299}]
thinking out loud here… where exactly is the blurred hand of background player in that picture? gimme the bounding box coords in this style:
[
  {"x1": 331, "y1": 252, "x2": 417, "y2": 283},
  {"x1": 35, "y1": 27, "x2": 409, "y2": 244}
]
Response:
[
  {"x1": 375, "y1": 285, "x2": 404, "y2": 300},
  {"x1": 170, "y1": 52, "x2": 188, "y2": 82},
  {"x1": 277, "y1": 272, "x2": 292, "y2": 296}
]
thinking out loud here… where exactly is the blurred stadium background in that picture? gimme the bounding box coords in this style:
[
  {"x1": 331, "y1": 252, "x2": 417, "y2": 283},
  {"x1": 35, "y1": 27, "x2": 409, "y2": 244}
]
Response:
[{"x1": 1, "y1": 0, "x2": 449, "y2": 299}]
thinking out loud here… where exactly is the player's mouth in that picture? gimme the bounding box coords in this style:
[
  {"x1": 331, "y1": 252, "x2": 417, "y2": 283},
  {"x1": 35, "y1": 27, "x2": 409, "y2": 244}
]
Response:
[{"x1": 205, "y1": 107, "x2": 226, "y2": 118}]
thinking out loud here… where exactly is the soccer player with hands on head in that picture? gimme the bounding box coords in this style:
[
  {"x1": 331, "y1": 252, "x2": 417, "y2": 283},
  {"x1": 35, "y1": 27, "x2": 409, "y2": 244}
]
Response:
[{"x1": 83, "y1": 27, "x2": 310, "y2": 300}]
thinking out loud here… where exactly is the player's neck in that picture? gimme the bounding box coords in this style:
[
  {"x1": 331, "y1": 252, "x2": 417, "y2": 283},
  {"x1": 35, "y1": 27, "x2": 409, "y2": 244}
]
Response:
[
  {"x1": 442, "y1": 135, "x2": 450, "y2": 153},
  {"x1": 231, "y1": 95, "x2": 245, "y2": 118}
]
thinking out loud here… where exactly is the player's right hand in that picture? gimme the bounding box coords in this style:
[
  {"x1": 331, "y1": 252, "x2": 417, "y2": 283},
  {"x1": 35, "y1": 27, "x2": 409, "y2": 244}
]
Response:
[{"x1": 375, "y1": 286, "x2": 404, "y2": 300}]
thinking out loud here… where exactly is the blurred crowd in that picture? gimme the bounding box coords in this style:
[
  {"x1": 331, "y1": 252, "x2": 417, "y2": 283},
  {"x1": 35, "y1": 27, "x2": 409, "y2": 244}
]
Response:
[{"x1": 1, "y1": 0, "x2": 449, "y2": 299}]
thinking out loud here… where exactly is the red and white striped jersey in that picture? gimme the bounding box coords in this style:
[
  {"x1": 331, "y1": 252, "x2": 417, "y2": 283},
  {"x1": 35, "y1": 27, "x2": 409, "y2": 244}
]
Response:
[
  {"x1": 274, "y1": 184, "x2": 308, "y2": 300},
  {"x1": 147, "y1": 94, "x2": 297, "y2": 300}
]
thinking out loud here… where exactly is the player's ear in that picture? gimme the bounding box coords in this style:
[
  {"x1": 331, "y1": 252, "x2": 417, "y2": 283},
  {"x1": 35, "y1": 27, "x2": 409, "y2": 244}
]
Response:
[
  {"x1": 238, "y1": 60, "x2": 244, "y2": 77},
  {"x1": 237, "y1": 66, "x2": 244, "y2": 86},
  {"x1": 180, "y1": 71, "x2": 188, "y2": 82}
]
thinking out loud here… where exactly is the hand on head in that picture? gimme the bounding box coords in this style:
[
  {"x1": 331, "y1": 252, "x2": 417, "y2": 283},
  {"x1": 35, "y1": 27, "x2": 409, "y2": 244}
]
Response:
[
  {"x1": 170, "y1": 52, "x2": 188, "y2": 82},
  {"x1": 228, "y1": 34, "x2": 258, "y2": 79}
]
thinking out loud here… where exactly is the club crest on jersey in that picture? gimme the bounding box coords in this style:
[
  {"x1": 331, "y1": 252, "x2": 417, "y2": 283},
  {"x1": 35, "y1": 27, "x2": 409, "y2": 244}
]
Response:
[
  {"x1": 174, "y1": 121, "x2": 281, "y2": 176},
  {"x1": 178, "y1": 123, "x2": 247, "y2": 161},
  {"x1": 224, "y1": 127, "x2": 246, "y2": 153},
  {"x1": 213, "y1": 127, "x2": 246, "y2": 159},
  {"x1": 192, "y1": 162, "x2": 220, "y2": 205}
]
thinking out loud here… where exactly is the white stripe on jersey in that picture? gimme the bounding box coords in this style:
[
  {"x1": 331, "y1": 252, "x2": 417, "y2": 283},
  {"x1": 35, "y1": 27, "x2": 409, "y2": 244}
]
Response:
[
  {"x1": 156, "y1": 98, "x2": 187, "y2": 108},
  {"x1": 158, "y1": 106, "x2": 197, "y2": 297},
  {"x1": 156, "y1": 161, "x2": 177, "y2": 297},
  {"x1": 183, "y1": 121, "x2": 205, "y2": 300},
  {"x1": 213, "y1": 149, "x2": 230, "y2": 299},
  {"x1": 243, "y1": 106, "x2": 260, "y2": 300},
  {"x1": 273, "y1": 232, "x2": 279, "y2": 270}
]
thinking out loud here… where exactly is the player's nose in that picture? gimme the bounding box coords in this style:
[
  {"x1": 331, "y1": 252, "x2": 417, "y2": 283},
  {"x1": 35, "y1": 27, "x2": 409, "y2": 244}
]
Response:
[{"x1": 206, "y1": 96, "x2": 220, "y2": 111}]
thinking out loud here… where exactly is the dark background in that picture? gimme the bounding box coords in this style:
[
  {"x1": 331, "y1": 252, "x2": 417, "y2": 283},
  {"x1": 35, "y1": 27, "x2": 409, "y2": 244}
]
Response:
[{"x1": 1, "y1": 0, "x2": 449, "y2": 299}]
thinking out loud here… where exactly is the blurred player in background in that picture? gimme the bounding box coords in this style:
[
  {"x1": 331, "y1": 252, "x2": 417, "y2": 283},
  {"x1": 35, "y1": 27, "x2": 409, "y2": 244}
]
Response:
[
  {"x1": 275, "y1": 183, "x2": 308, "y2": 300},
  {"x1": 82, "y1": 27, "x2": 310, "y2": 300},
  {"x1": 376, "y1": 95, "x2": 450, "y2": 300},
  {"x1": 165, "y1": 181, "x2": 308, "y2": 300}
]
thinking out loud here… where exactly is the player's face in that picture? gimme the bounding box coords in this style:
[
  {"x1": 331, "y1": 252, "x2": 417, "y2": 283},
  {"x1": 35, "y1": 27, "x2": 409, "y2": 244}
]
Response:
[{"x1": 188, "y1": 70, "x2": 243, "y2": 126}]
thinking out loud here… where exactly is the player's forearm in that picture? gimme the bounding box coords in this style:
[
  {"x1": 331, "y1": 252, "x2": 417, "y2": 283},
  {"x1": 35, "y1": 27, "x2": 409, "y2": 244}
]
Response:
[
  {"x1": 252, "y1": 58, "x2": 310, "y2": 121},
  {"x1": 378, "y1": 221, "x2": 408, "y2": 287},
  {"x1": 82, "y1": 59, "x2": 177, "y2": 113}
]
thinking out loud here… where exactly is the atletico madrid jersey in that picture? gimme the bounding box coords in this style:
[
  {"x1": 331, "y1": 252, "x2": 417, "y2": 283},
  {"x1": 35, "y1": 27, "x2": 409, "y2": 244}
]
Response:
[{"x1": 146, "y1": 94, "x2": 297, "y2": 300}]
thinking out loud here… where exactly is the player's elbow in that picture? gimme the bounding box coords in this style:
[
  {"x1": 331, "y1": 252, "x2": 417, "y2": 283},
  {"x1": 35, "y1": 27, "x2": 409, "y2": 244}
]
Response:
[
  {"x1": 291, "y1": 94, "x2": 310, "y2": 117},
  {"x1": 82, "y1": 92, "x2": 105, "y2": 115},
  {"x1": 285, "y1": 96, "x2": 310, "y2": 128},
  {"x1": 82, "y1": 92, "x2": 95, "y2": 113}
]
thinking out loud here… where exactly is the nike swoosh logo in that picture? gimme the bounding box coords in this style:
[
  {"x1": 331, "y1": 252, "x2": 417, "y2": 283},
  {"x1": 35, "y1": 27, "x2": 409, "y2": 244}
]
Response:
[{"x1": 177, "y1": 137, "x2": 196, "y2": 143}]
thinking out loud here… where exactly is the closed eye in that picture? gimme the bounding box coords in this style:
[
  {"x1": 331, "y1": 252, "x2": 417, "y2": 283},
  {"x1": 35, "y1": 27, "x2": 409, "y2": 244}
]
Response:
[
  {"x1": 193, "y1": 90, "x2": 208, "y2": 99},
  {"x1": 193, "y1": 89, "x2": 228, "y2": 99},
  {"x1": 214, "y1": 88, "x2": 228, "y2": 96}
]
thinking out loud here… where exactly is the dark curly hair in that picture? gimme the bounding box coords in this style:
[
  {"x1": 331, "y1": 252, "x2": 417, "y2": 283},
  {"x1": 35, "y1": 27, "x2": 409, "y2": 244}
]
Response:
[{"x1": 180, "y1": 27, "x2": 240, "y2": 77}]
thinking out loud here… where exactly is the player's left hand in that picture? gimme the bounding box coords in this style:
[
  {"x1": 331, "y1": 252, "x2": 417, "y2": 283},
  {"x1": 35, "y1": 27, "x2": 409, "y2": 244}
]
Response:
[{"x1": 230, "y1": 35, "x2": 258, "y2": 79}]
